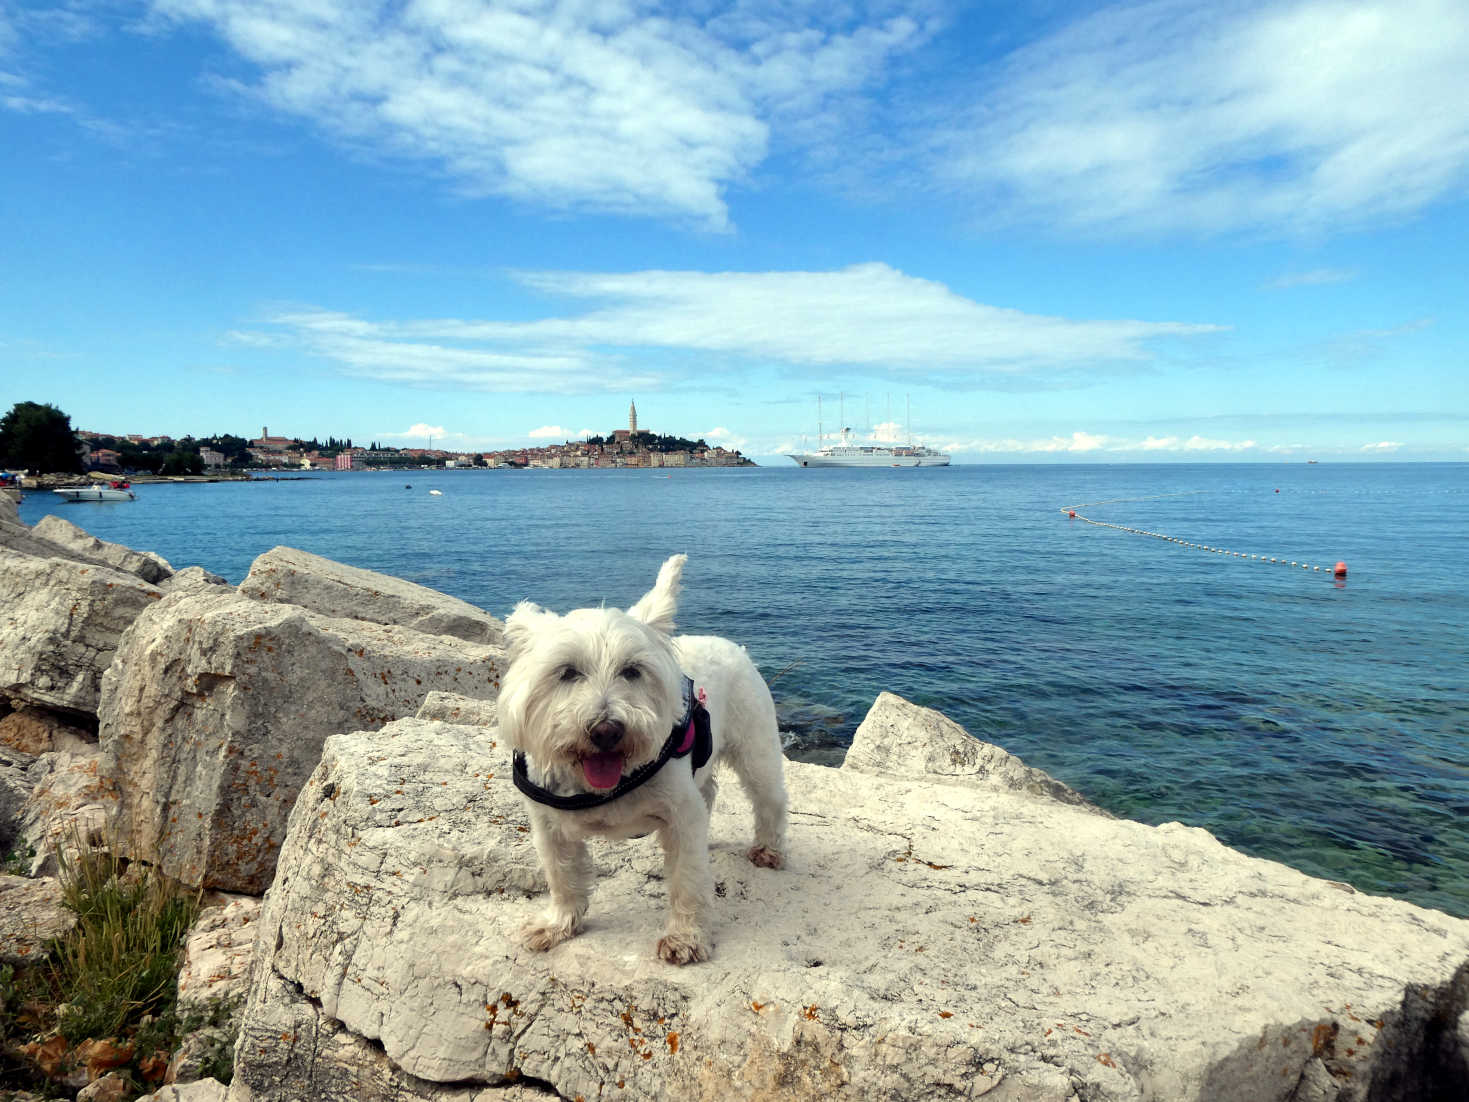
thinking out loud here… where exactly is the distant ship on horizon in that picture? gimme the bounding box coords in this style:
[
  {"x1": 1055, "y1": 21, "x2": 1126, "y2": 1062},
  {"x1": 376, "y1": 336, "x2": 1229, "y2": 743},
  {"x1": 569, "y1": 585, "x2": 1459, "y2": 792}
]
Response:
[{"x1": 787, "y1": 394, "x2": 950, "y2": 468}]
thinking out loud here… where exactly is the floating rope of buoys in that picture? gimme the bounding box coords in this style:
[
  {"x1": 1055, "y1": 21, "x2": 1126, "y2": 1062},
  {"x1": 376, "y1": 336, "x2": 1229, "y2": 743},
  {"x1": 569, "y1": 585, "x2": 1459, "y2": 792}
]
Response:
[{"x1": 1060, "y1": 497, "x2": 1347, "y2": 579}]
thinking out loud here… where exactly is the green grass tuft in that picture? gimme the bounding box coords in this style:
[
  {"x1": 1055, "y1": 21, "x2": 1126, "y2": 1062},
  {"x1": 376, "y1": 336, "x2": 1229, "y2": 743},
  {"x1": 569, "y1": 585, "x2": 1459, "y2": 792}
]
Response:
[{"x1": 50, "y1": 842, "x2": 199, "y2": 1044}]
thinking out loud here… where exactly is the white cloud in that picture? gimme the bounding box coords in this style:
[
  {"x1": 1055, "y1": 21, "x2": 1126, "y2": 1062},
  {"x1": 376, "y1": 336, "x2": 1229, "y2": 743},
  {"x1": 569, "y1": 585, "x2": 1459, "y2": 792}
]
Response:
[
  {"x1": 1030, "y1": 431, "x2": 1110, "y2": 453},
  {"x1": 528, "y1": 425, "x2": 591, "y2": 439},
  {"x1": 703, "y1": 426, "x2": 747, "y2": 448},
  {"x1": 936, "y1": 431, "x2": 1266, "y2": 456},
  {"x1": 265, "y1": 306, "x2": 665, "y2": 392},
  {"x1": 381, "y1": 422, "x2": 447, "y2": 440},
  {"x1": 223, "y1": 328, "x2": 287, "y2": 348},
  {"x1": 1139, "y1": 434, "x2": 1180, "y2": 450},
  {"x1": 935, "y1": 0, "x2": 1469, "y2": 234},
  {"x1": 1184, "y1": 435, "x2": 1257, "y2": 451},
  {"x1": 1361, "y1": 440, "x2": 1404, "y2": 451},
  {"x1": 942, "y1": 431, "x2": 1115, "y2": 454},
  {"x1": 1265, "y1": 268, "x2": 1359, "y2": 289},
  {"x1": 482, "y1": 263, "x2": 1217, "y2": 370},
  {"x1": 148, "y1": 0, "x2": 935, "y2": 230},
  {"x1": 252, "y1": 263, "x2": 1223, "y2": 391},
  {"x1": 1, "y1": 92, "x2": 73, "y2": 114},
  {"x1": 869, "y1": 420, "x2": 902, "y2": 443}
]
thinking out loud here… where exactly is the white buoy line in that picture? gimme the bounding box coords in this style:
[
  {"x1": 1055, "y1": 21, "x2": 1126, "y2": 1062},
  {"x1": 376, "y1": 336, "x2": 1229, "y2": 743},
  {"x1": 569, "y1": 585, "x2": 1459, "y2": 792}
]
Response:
[{"x1": 1059, "y1": 496, "x2": 1346, "y2": 576}]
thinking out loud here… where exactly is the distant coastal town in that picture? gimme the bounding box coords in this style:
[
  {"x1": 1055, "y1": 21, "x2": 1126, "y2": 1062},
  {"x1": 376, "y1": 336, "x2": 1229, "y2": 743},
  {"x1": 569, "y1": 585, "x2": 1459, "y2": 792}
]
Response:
[{"x1": 51, "y1": 401, "x2": 753, "y2": 476}]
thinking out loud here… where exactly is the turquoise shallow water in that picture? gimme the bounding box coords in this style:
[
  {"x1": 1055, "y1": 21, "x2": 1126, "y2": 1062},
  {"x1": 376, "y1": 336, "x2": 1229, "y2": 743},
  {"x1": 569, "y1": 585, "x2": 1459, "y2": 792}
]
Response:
[{"x1": 19, "y1": 462, "x2": 1469, "y2": 916}]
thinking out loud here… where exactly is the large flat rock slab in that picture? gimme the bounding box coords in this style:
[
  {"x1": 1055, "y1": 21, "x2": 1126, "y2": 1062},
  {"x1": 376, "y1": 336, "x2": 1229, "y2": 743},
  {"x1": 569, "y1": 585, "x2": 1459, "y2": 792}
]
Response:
[
  {"x1": 230, "y1": 705, "x2": 1469, "y2": 1101},
  {"x1": 0, "y1": 547, "x2": 164, "y2": 716},
  {"x1": 239, "y1": 546, "x2": 503, "y2": 644},
  {"x1": 845, "y1": 690, "x2": 1104, "y2": 811},
  {"x1": 31, "y1": 514, "x2": 173, "y2": 584},
  {"x1": 99, "y1": 586, "x2": 504, "y2": 894}
]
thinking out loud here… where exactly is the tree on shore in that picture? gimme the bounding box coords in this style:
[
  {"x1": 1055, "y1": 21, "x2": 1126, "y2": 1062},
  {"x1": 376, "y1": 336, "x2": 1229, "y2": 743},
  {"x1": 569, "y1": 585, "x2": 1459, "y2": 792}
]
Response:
[
  {"x1": 0, "y1": 401, "x2": 84, "y2": 473},
  {"x1": 161, "y1": 449, "x2": 204, "y2": 476}
]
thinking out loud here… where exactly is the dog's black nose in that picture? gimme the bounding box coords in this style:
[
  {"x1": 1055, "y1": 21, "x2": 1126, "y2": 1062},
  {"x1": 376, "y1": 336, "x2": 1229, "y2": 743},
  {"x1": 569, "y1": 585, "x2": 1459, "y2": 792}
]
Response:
[{"x1": 589, "y1": 719, "x2": 625, "y2": 750}]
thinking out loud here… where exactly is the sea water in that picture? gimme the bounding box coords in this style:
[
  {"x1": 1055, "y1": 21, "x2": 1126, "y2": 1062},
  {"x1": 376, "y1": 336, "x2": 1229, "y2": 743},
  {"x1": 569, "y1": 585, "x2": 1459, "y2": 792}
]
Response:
[{"x1": 19, "y1": 462, "x2": 1469, "y2": 916}]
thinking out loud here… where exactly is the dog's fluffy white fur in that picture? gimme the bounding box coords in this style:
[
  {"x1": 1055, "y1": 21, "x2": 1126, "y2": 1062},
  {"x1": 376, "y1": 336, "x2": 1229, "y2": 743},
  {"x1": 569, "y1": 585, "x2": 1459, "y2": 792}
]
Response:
[{"x1": 501, "y1": 553, "x2": 787, "y2": 964}]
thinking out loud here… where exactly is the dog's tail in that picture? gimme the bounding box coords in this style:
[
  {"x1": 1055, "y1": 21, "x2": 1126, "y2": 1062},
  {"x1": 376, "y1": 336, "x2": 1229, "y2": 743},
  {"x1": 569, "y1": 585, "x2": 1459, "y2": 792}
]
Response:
[{"x1": 628, "y1": 553, "x2": 686, "y2": 635}]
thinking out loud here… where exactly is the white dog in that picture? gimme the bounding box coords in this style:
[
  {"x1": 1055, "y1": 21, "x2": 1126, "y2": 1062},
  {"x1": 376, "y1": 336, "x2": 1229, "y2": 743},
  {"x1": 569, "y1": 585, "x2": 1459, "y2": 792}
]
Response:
[{"x1": 500, "y1": 553, "x2": 787, "y2": 965}]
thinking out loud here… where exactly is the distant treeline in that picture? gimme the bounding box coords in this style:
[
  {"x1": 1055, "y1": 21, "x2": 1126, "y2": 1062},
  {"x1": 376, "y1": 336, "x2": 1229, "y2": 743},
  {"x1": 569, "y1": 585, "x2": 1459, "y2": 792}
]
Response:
[{"x1": 583, "y1": 431, "x2": 710, "y2": 452}]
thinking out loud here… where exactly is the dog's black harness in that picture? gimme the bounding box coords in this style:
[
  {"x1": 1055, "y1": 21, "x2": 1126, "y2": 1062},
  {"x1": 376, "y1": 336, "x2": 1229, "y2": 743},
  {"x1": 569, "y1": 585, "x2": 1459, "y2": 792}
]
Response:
[{"x1": 512, "y1": 676, "x2": 713, "y2": 811}]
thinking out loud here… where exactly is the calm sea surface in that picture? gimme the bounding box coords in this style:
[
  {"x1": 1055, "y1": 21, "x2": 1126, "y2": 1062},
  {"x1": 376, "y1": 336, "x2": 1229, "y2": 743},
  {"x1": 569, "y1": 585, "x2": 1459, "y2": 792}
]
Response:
[{"x1": 19, "y1": 462, "x2": 1469, "y2": 916}]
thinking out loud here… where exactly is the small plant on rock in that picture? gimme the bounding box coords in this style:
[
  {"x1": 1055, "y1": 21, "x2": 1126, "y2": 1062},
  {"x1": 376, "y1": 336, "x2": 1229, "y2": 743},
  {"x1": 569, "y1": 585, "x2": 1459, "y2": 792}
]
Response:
[
  {"x1": 51, "y1": 842, "x2": 199, "y2": 1044},
  {"x1": 1, "y1": 844, "x2": 35, "y2": 877},
  {"x1": 0, "y1": 836, "x2": 203, "y2": 1096}
]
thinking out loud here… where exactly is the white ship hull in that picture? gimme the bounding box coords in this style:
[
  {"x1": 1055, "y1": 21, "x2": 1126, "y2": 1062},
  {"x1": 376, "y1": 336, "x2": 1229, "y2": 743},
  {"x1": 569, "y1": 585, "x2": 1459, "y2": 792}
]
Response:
[
  {"x1": 787, "y1": 450, "x2": 950, "y2": 468},
  {"x1": 54, "y1": 486, "x2": 136, "y2": 502}
]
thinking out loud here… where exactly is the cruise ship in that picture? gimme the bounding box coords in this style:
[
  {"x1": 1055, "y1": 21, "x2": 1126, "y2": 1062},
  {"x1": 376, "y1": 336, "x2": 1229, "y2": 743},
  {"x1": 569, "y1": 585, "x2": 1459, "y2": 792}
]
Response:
[
  {"x1": 787, "y1": 427, "x2": 950, "y2": 467},
  {"x1": 787, "y1": 395, "x2": 950, "y2": 468}
]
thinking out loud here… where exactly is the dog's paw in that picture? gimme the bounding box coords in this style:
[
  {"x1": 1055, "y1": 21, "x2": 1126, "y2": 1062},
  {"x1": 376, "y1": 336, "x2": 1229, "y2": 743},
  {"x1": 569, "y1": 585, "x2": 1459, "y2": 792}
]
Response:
[
  {"x1": 520, "y1": 915, "x2": 579, "y2": 952},
  {"x1": 747, "y1": 845, "x2": 784, "y2": 869},
  {"x1": 656, "y1": 931, "x2": 711, "y2": 965}
]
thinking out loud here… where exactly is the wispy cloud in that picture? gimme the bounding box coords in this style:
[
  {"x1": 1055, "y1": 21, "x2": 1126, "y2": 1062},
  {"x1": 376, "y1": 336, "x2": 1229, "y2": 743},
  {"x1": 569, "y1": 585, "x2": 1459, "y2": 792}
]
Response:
[
  {"x1": 937, "y1": 431, "x2": 1266, "y2": 456},
  {"x1": 250, "y1": 263, "x2": 1223, "y2": 392},
  {"x1": 528, "y1": 425, "x2": 591, "y2": 439},
  {"x1": 932, "y1": 0, "x2": 1469, "y2": 235},
  {"x1": 1323, "y1": 315, "x2": 1434, "y2": 367},
  {"x1": 1361, "y1": 440, "x2": 1404, "y2": 451},
  {"x1": 1264, "y1": 267, "x2": 1359, "y2": 289},
  {"x1": 147, "y1": 0, "x2": 937, "y2": 231}
]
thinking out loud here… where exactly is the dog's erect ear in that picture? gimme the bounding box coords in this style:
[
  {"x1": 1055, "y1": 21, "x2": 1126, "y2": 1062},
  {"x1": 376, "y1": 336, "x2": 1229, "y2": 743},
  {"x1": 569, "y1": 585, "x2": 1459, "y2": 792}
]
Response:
[
  {"x1": 628, "y1": 553, "x2": 686, "y2": 635},
  {"x1": 505, "y1": 601, "x2": 556, "y2": 660}
]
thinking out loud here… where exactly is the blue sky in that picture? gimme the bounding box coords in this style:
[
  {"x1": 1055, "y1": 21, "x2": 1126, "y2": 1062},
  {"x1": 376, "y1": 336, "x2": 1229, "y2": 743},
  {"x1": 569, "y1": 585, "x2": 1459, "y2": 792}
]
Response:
[{"x1": 3, "y1": 0, "x2": 1466, "y2": 463}]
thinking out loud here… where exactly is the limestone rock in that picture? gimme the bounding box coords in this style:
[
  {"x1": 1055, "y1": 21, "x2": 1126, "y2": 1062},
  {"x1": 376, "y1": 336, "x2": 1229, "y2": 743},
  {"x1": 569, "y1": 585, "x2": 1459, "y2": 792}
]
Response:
[
  {"x1": 160, "y1": 566, "x2": 229, "y2": 595},
  {"x1": 416, "y1": 690, "x2": 498, "y2": 726},
  {"x1": 32, "y1": 514, "x2": 173, "y2": 584},
  {"x1": 177, "y1": 893, "x2": 261, "y2": 1011},
  {"x1": 142, "y1": 1082, "x2": 230, "y2": 1102},
  {"x1": 0, "y1": 744, "x2": 32, "y2": 857},
  {"x1": 230, "y1": 972, "x2": 601, "y2": 1102},
  {"x1": 99, "y1": 586, "x2": 504, "y2": 894},
  {"x1": 0, "y1": 510, "x2": 170, "y2": 585},
  {"x1": 0, "y1": 704, "x2": 95, "y2": 755},
  {"x1": 0, "y1": 548, "x2": 163, "y2": 716},
  {"x1": 0, "y1": 491, "x2": 17, "y2": 525},
  {"x1": 0, "y1": 514, "x2": 70, "y2": 560},
  {"x1": 78, "y1": 1073, "x2": 134, "y2": 1102},
  {"x1": 230, "y1": 703, "x2": 1469, "y2": 1102},
  {"x1": 239, "y1": 546, "x2": 503, "y2": 645},
  {"x1": 0, "y1": 874, "x2": 75, "y2": 963},
  {"x1": 19, "y1": 748, "x2": 121, "y2": 877},
  {"x1": 845, "y1": 690, "x2": 1103, "y2": 811}
]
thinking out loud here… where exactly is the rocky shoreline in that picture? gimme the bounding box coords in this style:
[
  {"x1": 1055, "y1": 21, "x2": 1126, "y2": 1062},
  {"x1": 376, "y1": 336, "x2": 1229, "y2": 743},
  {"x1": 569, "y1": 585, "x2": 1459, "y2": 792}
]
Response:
[{"x1": 1, "y1": 493, "x2": 1466, "y2": 1100}]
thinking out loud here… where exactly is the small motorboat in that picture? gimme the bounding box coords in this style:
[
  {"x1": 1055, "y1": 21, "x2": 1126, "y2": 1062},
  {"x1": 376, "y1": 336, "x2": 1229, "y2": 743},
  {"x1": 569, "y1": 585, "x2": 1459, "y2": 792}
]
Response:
[{"x1": 54, "y1": 479, "x2": 136, "y2": 502}]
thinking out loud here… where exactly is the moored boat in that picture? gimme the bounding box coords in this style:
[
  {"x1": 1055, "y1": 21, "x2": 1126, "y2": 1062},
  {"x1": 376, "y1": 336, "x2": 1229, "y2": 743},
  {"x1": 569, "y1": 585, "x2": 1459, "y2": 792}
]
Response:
[{"x1": 54, "y1": 480, "x2": 136, "y2": 502}]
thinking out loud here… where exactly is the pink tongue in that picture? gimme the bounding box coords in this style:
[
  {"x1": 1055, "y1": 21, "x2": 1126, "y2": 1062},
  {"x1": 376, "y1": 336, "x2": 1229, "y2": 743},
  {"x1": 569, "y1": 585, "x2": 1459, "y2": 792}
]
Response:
[{"x1": 582, "y1": 752, "x2": 623, "y2": 790}]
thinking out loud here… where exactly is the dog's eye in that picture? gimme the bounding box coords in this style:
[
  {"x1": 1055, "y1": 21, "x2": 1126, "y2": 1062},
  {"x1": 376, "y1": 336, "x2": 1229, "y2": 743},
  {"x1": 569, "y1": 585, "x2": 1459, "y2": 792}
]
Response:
[
  {"x1": 619, "y1": 665, "x2": 642, "y2": 681},
  {"x1": 559, "y1": 666, "x2": 582, "y2": 683}
]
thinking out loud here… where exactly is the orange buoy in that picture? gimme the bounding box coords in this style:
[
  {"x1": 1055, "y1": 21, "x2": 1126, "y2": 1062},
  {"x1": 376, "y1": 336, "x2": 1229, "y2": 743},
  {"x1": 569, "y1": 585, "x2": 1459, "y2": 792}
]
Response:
[
  {"x1": 1068, "y1": 510, "x2": 1076, "y2": 518},
  {"x1": 1334, "y1": 561, "x2": 1348, "y2": 577}
]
